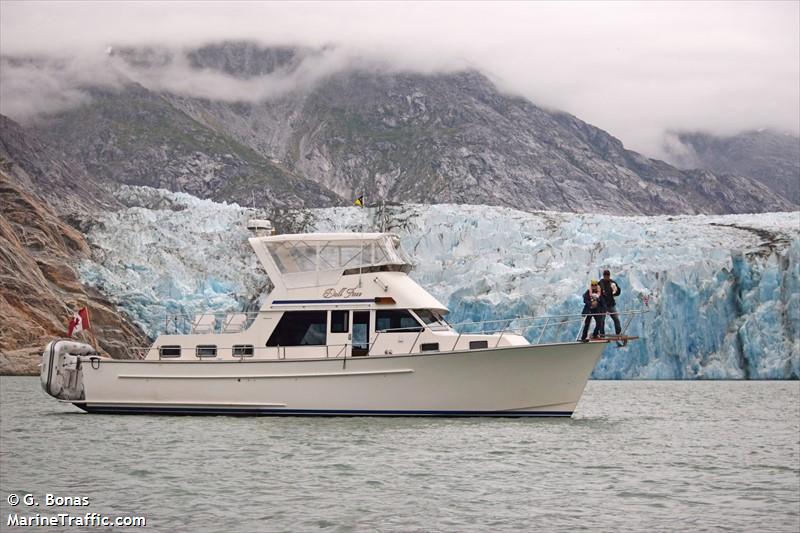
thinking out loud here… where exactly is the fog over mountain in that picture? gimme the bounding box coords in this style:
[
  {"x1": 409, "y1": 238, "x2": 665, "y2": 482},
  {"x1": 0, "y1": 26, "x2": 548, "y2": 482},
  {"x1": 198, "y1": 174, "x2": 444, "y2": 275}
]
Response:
[
  {"x1": 1, "y1": 1, "x2": 798, "y2": 159},
  {"x1": 4, "y1": 42, "x2": 793, "y2": 215},
  {"x1": 664, "y1": 130, "x2": 800, "y2": 205}
]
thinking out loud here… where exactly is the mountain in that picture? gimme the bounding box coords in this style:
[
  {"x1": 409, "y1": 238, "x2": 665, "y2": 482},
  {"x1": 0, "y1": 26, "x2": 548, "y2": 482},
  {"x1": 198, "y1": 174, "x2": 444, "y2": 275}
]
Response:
[
  {"x1": 0, "y1": 119, "x2": 153, "y2": 374},
  {"x1": 0, "y1": 172, "x2": 149, "y2": 374},
  {"x1": 165, "y1": 68, "x2": 790, "y2": 215},
  {"x1": 0, "y1": 114, "x2": 118, "y2": 213},
  {"x1": 665, "y1": 130, "x2": 800, "y2": 206},
  {"x1": 10, "y1": 42, "x2": 793, "y2": 215},
  {"x1": 21, "y1": 82, "x2": 343, "y2": 208}
]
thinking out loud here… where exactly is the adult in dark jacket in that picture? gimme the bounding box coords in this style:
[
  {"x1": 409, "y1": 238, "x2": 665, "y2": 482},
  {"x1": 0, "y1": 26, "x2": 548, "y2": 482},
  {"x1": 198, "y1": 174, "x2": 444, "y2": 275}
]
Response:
[
  {"x1": 580, "y1": 280, "x2": 607, "y2": 341},
  {"x1": 598, "y1": 269, "x2": 622, "y2": 335}
]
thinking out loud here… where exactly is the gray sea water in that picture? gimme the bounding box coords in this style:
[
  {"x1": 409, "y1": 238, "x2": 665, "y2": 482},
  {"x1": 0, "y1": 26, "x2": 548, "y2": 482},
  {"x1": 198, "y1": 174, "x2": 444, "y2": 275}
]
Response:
[{"x1": 1, "y1": 378, "x2": 798, "y2": 532}]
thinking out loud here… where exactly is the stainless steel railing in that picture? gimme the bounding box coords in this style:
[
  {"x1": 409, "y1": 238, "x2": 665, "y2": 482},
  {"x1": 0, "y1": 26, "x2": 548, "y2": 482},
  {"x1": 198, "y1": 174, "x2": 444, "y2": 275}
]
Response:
[
  {"x1": 162, "y1": 311, "x2": 261, "y2": 335},
  {"x1": 125, "y1": 309, "x2": 646, "y2": 360},
  {"x1": 445, "y1": 309, "x2": 648, "y2": 344}
]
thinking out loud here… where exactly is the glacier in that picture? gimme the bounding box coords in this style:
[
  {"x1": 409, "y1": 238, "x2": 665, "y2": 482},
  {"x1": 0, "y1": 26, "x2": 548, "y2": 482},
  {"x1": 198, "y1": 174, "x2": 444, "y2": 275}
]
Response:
[{"x1": 78, "y1": 186, "x2": 800, "y2": 379}]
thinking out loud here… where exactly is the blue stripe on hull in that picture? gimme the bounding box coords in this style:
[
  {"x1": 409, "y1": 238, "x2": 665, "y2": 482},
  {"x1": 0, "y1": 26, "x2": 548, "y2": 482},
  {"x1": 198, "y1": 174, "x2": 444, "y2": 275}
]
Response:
[
  {"x1": 76, "y1": 405, "x2": 573, "y2": 417},
  {"x1": 272, "y1": 299, "x2": 374, "y2": 304}
]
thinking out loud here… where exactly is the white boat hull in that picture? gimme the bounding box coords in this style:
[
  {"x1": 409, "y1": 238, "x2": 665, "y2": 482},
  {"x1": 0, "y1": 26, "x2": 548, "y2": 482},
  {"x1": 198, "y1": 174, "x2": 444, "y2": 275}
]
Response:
[{"x1": 73, "y1": 342, "x2": 605, "y2": 417}]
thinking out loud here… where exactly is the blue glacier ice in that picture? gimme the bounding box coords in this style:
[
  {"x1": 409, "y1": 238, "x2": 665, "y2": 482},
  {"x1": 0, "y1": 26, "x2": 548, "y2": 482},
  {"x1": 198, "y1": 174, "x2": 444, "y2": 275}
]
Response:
[{"x1": 78, "y1": 186, "x2": 800, "y2": 379}]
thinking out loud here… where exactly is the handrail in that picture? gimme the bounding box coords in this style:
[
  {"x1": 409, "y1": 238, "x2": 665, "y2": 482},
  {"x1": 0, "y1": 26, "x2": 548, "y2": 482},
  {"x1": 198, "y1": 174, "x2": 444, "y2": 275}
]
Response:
[
  {"x1": 367, "y1": 332, "x2": 380, "y2": 356},
  {"x1": 451, "y1": 331, "x2": 463, "y2": 351},
  {"x1": 159, "y1": 311, "x2": 263, "y2": 335},
  {"x1": 408, "y1": 329, "x2": 424, "y2": 353},
  {"x1": 536, "y1": 317, "x2": 550, "y2": 345},
  {"x1": 446, "y1": 309, "x2": 648, "y2": 329},
  {"x1": 157, "y1": 309, "x2": 647, "y2": 334},
  {"x1": 156, "y1": 308, "x2": 648, "y2": 334},
  {"x1": 126, "y1": 309, "x2": 646, "y2": 361}
]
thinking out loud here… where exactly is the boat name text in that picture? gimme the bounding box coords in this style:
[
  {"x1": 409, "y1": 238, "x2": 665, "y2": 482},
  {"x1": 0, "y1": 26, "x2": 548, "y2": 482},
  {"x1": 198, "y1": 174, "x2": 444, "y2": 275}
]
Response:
[{"x1": 323, "y1": 288, "x2": 363, "y2": 298}]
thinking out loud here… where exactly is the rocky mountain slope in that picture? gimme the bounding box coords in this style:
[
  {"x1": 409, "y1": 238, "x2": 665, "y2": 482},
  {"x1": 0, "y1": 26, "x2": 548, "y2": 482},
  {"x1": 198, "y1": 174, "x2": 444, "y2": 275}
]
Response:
[
  {"x1": 25, "y1": 83, "x2": 343, "y2": 208},
  {"x1": 14, "y1": 42, "x2": 794, "y2": 215},
  {"x1": 666, "y1": 130, "x2": 800, "y2": 205},
  {"x1": 0, "y1": 119, "x2": 155, "y2": 374},
  {"x1": 0, "y1": 114, "x2": 118, "y2": 213},
  {"x1": 168, "y1": 64, "x2": 793, "y2": 215},
  {"x1": 0, "y1": 171, "x2": 149, "y2": 374}
]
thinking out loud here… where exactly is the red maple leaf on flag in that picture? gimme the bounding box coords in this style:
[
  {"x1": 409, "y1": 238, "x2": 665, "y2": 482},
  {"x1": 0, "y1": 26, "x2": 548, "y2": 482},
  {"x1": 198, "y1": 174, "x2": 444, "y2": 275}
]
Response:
[{"x1": 67, "y1": 308, "x2": 91, "y2": 337}]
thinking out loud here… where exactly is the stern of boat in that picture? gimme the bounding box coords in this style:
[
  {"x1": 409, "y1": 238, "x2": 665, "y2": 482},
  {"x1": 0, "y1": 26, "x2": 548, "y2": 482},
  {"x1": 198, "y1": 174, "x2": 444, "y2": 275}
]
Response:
[{"x1": 40, "y1": 339, "x2": 99, "y2": 401}]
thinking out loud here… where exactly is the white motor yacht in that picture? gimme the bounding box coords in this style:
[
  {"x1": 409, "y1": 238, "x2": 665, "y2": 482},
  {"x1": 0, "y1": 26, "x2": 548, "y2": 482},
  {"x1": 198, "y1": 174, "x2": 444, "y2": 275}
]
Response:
[{"x1": 41, "y1": 220, "x2": 637, "y2": 417}]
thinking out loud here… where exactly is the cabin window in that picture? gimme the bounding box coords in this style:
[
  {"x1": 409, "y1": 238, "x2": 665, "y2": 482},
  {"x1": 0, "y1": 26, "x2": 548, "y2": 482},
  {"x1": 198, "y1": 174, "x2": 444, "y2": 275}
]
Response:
[
  {"x1": 318, "y1": 244, "x2": 365, "y2": 271},
  {"x1": 232, "y1": 344, "x2": 255, "y2": 357},
  {"x1": 265, "y1": 236, "x2": 410, "y2": 275},
  {"x1": 266, "y1": 311, "x2": 327, "y2": 346},
  {"x1": 469, "y1": 341, "x2": 489, "y2": 350},
  {"x1": 268, "y1": 241, "x2": 317, "y2": 273},
  {"x1": 331, "y1": 310, "x2": 349, "y2": 333},
  {"x1": 412, "y1": 309, "x2": 449, "y2": 330},
  {"x1": 375, "y1": 310, "x2": 423, "y2": 333},
  {"x1": 196, "y1": 345, "x2": 217, "y2": 358},
  {"x1": 159, "y1": 345, "x2": 181, "y2": 358},
  {"x1": 420, "y1": 343, "x2": 440, "y2": 352}
]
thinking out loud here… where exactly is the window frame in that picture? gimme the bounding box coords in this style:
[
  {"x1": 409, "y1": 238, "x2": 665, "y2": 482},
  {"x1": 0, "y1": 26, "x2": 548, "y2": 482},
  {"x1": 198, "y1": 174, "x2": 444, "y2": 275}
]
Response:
[
  {"x1": 411, "y1": 309, "x2": 450, "y2": 331},
  {"x1": 159, "y1": 345, "x2": 182, "y2": 358},
  {"x1": 266, "y1": 311, "x2": 328, "y2": 347},
  {"x1": 330, "y1": 310, "x2": 350, "y2": 334},
  {"x1": 469, "y1": 340, "x2": 489, "y2": 350},
  {"x1": 196, "y1": 345, "x2": 218, "y2": 358},
  {"x1": 232, "y1": 344, "x2": 255, "y2": 357},
  {"x1": 375, "y1": 309, "x2": 424, "y2": 333}
]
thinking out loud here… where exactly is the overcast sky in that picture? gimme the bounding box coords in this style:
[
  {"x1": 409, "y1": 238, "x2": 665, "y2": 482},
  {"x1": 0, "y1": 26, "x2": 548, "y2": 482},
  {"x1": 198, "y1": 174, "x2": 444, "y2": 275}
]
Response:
[{"x1": 1, "y1": 1, "x2": 798, "y2": 158}]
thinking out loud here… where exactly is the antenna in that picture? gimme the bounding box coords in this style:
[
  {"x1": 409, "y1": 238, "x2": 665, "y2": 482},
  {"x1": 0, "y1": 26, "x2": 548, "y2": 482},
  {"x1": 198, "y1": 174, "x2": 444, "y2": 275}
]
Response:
[
  {"x1": 381, "y1": 198, "x2": 387, "y2": 233},
  {"x1": 358, "y1": 189, "x2": 365, "y2": 288}
]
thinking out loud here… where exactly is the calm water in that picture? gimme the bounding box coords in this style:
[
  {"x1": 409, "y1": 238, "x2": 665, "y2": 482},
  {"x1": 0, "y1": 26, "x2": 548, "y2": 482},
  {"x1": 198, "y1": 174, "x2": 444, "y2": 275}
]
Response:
[{"x1": 1, "y1": 378, "x2": 798, "y2": 532}]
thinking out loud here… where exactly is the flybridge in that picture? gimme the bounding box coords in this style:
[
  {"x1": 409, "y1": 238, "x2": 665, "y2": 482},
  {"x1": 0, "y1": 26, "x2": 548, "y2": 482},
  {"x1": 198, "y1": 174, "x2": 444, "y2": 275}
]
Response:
[
  {"x1": 248, "y1": 227, "x2": 414, "y2": 289},
  {"x1": 243, "y1": 220, "x2": 446, "y2": 313}
]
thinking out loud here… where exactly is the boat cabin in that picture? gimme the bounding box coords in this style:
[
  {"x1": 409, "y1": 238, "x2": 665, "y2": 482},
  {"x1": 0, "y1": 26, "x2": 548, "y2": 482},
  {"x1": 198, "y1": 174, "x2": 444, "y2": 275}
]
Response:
[{"x1": 143, "y1": 230, "x2": 527, "y2": 360}]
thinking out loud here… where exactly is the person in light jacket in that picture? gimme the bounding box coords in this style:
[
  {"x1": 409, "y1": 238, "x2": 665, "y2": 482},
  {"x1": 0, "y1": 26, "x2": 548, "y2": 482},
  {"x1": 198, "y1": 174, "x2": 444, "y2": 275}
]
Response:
[{"x1": 580, "y1": 280, "x2": 607, "y2": 341}]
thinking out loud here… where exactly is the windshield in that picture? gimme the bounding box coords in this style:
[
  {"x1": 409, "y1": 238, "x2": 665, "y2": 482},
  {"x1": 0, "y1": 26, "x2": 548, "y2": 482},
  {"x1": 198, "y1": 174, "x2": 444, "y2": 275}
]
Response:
[
  {"x1": 266, "y1": 235, "x2": 410, "y2": 275},
  {"x1": 413, "y1": 309, "x2": 449, "y2": 330}
]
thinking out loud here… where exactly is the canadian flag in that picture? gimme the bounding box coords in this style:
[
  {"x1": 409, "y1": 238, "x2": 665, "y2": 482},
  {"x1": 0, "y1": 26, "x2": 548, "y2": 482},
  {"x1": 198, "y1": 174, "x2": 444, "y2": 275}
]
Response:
[{"x1": 67, "y1": 308, "x2": 91, "y2": 337}]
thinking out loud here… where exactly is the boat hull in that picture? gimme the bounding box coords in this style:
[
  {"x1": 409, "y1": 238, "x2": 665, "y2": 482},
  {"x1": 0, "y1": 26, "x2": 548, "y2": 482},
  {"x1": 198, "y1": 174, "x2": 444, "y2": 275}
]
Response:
[{"x1": 75, "y1": 342, "x2": 606, "y2": 417}]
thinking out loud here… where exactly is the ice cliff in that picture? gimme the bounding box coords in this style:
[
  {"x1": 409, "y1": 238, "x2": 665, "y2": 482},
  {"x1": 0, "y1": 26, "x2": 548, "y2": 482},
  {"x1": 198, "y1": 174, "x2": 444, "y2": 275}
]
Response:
[{"x1": 78, "y1": 186, "x2": 800, "y2": 379}]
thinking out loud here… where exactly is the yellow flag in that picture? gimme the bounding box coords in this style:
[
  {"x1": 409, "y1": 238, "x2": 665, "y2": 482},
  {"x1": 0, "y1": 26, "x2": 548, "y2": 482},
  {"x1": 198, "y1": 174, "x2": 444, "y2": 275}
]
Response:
[{"x1": 354, "y1": 195, "x2": 364, "y2": 207}]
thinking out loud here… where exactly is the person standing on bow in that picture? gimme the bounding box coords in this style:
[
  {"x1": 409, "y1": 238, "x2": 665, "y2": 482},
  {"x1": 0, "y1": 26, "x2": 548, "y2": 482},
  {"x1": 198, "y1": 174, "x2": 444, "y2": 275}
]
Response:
[
  {"x1": 580, "y1": 280, "x2": 607, "y2": 341},
  {"x1": 598, "y1": 269, "x2": 622, "y2": 336}
]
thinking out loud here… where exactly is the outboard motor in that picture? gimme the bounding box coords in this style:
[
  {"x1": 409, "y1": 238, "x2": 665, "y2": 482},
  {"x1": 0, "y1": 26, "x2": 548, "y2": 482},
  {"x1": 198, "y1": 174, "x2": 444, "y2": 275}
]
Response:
[{"x1": 40, "y1": 340, "x2": 97, "y2": 400}]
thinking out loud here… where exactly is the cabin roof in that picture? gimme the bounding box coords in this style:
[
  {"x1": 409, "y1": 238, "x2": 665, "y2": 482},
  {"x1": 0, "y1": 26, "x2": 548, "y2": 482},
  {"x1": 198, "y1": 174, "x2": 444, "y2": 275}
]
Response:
[{"x1": 260, "y1": 232, "x2": 392, "y2": 243}]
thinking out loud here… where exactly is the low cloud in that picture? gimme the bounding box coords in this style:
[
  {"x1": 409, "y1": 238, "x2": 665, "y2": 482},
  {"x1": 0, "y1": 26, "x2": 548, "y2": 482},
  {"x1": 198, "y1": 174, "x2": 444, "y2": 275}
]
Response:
[
  {"x1": 0, "y1": 55, "x2": 120, "y2": 120},
  {"x1": 0, "y1": 46, "x2": 356, "y2": 121},
  {"x1": 111, "y1": 45, "x2": 358, "y2": 102},
  {"x1": 1, "y1": 1, "x2": 797, "y2": 158},
  {"x1": 660, "y1": 132, "x2": 701, "y2": 169},
  {"x1": 0, "y1": 43, "x2": 469, "y2": 123}
]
